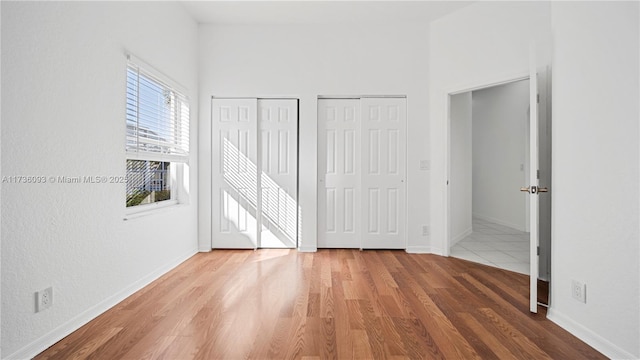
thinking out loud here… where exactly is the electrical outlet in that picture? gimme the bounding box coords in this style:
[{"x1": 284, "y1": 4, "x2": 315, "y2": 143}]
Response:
[
  {"x1": 422, "y1": 225, "x2": 430, "y2": 236},
  {"x1": 36, "y1": 287, "x2": 53, "y2": 312},
  {"x1": 571, "y1": 280, "x2": 586, "y2": 303}
]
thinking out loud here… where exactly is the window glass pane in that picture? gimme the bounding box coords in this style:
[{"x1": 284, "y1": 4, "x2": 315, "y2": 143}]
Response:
[
  {"x1": 126, "y1": 160, "x2": 171, "y2": 207},
  {"x1": 126, "y1": 63, "x2": 189, "y2": 159}
]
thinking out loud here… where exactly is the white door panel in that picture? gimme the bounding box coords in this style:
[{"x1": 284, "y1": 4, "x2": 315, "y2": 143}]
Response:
[
  {"x1": 529, "y1": 49, "x2": 540, "y2": 313},
  {"x1": 258, "y1": 99, "x2": 298, "y2": 248},
  {"x1": 361, "y1": 98, "x2": 407, "y2": 249},
  {"x1": 211, "y1": 98, "x2": 297, "y2": 249},
  {"x1": 318, "y1": 99, "x2": 361, "y2": 248},
  {"x1": 212, "y1": 99, "x2": 259, "y2": 249},
  {"x1": 318, "y1": 97, "x2": 406, "y2": 249}
]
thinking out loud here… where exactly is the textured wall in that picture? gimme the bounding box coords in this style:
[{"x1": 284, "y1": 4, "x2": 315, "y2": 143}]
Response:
[
  {"x1": 1, "y1": 2, "x2": 198, "y2": 357},
  {"x1": 472, "y1": 80, "x2": 529, "y2": 231},
  {"x1": 547, "y1": 2, "x2": 640, "y2": 358}
]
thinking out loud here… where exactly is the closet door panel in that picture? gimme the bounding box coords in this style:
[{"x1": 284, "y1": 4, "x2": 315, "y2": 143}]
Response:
[
  {"x1": 258, "y1": 99, "x2": 298, "y2": 248},
  {"x1": 212, "y1": 99, "x2": 259, "y2": 249},
  {"x1": 318, "y1": 99, "x2": 361, "y2": 248},
  {"x1": 361, "y1": 98, "x2": 406, "y2": 249}
]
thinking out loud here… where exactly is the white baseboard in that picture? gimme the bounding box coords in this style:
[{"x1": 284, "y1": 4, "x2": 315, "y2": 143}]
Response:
[
  {"x1": 451, "y1": 227, "x2": 473, "y2": 246},
  {"x1": 298, "y1": 246, "x2": 317, "y2": 253},
  {"x1": 406, "y1": 245, "x2": 441, "y2": 255},
  {"x1": 198, "y1": 246, "x2": 212, "y2": 252},
  {"x1": 5, "y1": 248, "x2": 198, "y2": 360},
  {"x1": 473, "y1": 213, "x2": 525, "y2": 232},
  {"x1": 546, "y1": 308, "x2": 638, "y2": 360}
]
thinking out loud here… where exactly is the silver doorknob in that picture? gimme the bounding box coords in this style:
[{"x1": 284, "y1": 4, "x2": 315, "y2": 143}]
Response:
[
  {"x1": 538, "y1": 187, "x2": 548, "y2": 193},
  {"x1": 520, "y1": 186, "x2": 530, "y2": 193}
]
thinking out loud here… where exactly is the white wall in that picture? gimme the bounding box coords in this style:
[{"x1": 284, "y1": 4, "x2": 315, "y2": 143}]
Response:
[
  {"x1": 449, "y1": 93, "x2": 472, "y2": 244},
  {"x1": 430, "y1": 0, "x2": 551, "y2": 253},
  {"x1": 472, "y1": 80, "x2": 529, "y2": 231},
  {"x1": 198, "y1": 23, "x2": 432, "y2": 252},
  {"x1": 547, "y1": 2, "x2": 639, "y2": 358},
  {"x1": 1, "y1": 2, "x2": 199, "y2": 358}
]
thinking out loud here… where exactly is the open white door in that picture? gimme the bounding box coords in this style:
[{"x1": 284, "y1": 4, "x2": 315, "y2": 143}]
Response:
[{"x1": 525, "y1": 49, "x2": 541, "y2": 313}]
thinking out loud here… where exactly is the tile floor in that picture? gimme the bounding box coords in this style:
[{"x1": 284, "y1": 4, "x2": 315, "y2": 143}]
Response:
[{"x1": 450, "y1": 217, "x2": 530, "y2": 275}]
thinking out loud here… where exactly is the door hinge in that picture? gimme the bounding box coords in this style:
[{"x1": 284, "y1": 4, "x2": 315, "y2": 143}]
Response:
[
  {"x1": 537, "y1": 94, "x2": 540, "y2": 103},
  {"x1": 537, "y1": 246, "x2": 540, "y2": 256}
]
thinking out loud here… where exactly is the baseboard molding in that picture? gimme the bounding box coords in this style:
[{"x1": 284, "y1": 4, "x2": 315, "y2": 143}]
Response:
[
  {"x1": 5, "y1": 248, "x2": 198, "y2": 360},
  {"x1": 451, "y1": 227, "x2": 473, "y2": 246},
  {"x1": 298, "y1": 246, "x2": 317, "y2": 253},
  {"x1": 546, "y1": 308, "x2": 638, "y2": 360},
  {"x1": 472, "y1": 213, "x2": 526, "y2": 232},
  {"x1": 406, "y1": 245, "x2": 442, "y2": 255},
  {"x1": 198, "y1": 246, "x2": 212, "y2": 252}
]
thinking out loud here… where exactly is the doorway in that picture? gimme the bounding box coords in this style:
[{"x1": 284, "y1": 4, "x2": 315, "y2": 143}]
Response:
[
  {"x1": 446, "y1": 69, "x2": 552, "y2": 311},
  {"x1": 449, "y1": 79, "x2": 531, "y2": 274}
]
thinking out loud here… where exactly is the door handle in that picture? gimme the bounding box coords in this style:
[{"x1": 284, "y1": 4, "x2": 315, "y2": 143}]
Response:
[
  {"x1": 521, "y1": 186, "x2": 548, "y2": 194},
  {"x1": 521, "y1": 186, "x2": 538, "y2": 194}
]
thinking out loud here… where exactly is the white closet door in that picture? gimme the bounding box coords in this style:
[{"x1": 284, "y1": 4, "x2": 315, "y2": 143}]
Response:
[
  {"x1": 258, "y1": 99, "x2": 298, "y2": 248},
  {"x1": 361, "y1": 98, "x2": 407, "y2": 249},
  {"x1": 318, "y1": 99, "x2": 361, "y2": 248},
  {"x1": 212, "y1": 99, "x2": 258, "y2": 249}
]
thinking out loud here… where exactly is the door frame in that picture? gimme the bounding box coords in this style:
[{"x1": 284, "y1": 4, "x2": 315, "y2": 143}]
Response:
[
  {"x1": 443, "y1": 72, "x2": 529, "y2": 256},
  {"x1": 316, "y1": 95, "x2": 409, "y2": 250},
  {"x1": 209, "y1": 96, "x2": 300, "y2": 250},
  {"x1": 443, "y1": 69, "x2": 551, "y2": 313}
]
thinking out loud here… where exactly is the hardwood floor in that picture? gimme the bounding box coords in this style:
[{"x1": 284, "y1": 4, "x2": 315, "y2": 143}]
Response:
[{"x1": 36, "y1": 250, "x2": 605, "y2": 359}]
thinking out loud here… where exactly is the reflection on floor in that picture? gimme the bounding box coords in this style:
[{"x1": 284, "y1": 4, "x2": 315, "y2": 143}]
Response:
[{"x1": 450, "y1": 217, "x2": 530, "y2": 275}]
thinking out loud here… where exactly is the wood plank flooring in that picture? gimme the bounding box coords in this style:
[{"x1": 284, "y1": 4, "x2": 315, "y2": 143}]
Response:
[{"x1": 36, "y1": 250, "x2": 605, "y2": 359}]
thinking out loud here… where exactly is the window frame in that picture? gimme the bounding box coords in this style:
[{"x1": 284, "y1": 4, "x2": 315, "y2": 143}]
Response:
[{"x1": 124, "y1": 54, "x2": 189, "y2": 217}]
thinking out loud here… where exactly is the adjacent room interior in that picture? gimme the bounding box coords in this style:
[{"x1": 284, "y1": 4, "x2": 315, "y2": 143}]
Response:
[{"x1": 1, "y1": 1, "x2": 638, "y2": 359}]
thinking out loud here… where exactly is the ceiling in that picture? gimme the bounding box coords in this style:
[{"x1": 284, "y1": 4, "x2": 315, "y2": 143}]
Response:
[{"x1": 181, "y1": 1, "x2": 474, "y2": 25}]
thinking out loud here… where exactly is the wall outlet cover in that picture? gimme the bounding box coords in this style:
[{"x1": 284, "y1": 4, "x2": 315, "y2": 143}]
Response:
[
  {"x1": 36, "y1": 286, "x2": 53, "y2": 312},
  {"x1": 571, "y1": 280, "x2": 586, "y2": 303}
]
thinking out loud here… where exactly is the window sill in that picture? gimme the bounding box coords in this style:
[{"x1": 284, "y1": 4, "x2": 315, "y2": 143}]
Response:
[{"x1": 123, "y1": 200, "x2": 185, "y2": 221}]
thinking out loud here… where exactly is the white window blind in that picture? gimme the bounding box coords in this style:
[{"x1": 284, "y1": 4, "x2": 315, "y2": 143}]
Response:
[{"x1": 126, "y1": 61, "x2": 189, "y2": 162}]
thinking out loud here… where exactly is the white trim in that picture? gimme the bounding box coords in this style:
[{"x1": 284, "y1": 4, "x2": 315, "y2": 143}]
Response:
[
  {"x1": 123, "y1": 201, "x2": 184, "y2": 220},
  {"x1": 446, "y1": 72, "x2": 530, "y2": 96},
  {"x1": 4, "y1": 249, "x2": 197, "y2": 360},
  {"x1": 450, "y1": 227, "x2": 473, "y2": 247},
  {"x1": 125, "y1": 151, "x2": 189, "y2": 164},
  {"x1": 547, "y1": 308, "x2": 638, "y2": 360},
  {"x1": 298, "y1": 246, "x2": 317, "y2": 253},
  {"x1": 406, "y1": 245, "x2": 441, "y2": 254},
  {"x1": 125, "y1": 53, "x2": 188, "y2": 96},
  {"x1": 317, "y1": 95, "x2": 407, "y2": 99}
]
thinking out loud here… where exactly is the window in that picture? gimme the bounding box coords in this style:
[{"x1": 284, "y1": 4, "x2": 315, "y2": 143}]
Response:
[{"x1": 125, "y1": 57, "x2": 189, "y2": 211}]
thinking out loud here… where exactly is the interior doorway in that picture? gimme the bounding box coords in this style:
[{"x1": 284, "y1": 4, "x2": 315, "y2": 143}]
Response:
[
  {"x1": 449, "y1": 79, "x2": 531, "y2": 274},
  {"x1": 446, "y1": 70, "x2": 552, "y2": 310}
]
